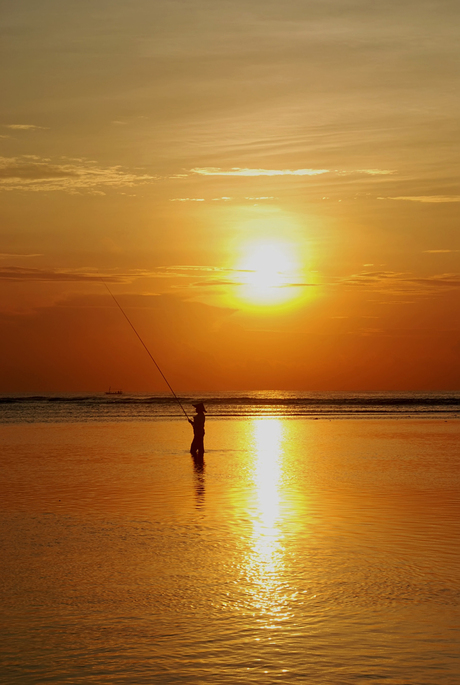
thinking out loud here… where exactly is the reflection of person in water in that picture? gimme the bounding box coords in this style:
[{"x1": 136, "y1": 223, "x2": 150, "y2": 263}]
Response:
[
  {"x1": 189, "y1": 402, "x2": 206, "y2": 457},
  {"x1": 192, "y1": 455, "x2": 205, "y2": 509}
]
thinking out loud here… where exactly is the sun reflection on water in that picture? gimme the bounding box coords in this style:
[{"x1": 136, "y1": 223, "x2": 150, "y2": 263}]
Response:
[{"x1": 245, "y1": 418, "x2": 289, "y2": 626}]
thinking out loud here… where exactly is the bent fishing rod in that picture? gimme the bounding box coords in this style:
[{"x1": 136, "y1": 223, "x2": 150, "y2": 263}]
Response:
[{"x1": 103, "y1": 281, "x2": 190, "y2": 421}]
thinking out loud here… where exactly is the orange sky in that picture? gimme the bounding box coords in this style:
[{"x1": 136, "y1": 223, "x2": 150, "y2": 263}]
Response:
[{"x1": 1, "y1": 0, "x2": 459, "y2": 392}]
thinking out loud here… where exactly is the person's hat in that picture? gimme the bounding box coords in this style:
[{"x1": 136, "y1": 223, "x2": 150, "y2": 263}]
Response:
[{"x1": 193, "y1": 402, "x2": 206, "y2": 413}]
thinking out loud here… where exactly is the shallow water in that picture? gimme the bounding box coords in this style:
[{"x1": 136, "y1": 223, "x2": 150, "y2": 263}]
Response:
[{"x1": 1, "y1": 418, "x2": 459, "y2": 683}]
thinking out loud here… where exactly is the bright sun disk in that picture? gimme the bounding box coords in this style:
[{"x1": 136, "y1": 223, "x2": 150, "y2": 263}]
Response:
[{"x1": 234, "y1": 241, "x2": 305, "y2": 307}]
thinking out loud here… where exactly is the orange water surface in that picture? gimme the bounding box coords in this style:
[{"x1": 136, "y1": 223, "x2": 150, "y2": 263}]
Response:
[{"x1": 1, "y1": 418, "x2": 459, "y2": 683}]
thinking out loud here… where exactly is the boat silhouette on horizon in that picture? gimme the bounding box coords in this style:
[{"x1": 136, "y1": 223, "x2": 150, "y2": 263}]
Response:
[{"x1": 105, "y1": 387, "x2": 123, "y2": 395}]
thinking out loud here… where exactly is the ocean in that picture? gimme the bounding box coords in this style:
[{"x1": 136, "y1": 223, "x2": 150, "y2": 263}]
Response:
[
  {"x1": 1, "y1": 390, "x2": 460, "y2": 423},
  {"x1": 0, "y1": 392, "x2": 459, "y2": 683}
]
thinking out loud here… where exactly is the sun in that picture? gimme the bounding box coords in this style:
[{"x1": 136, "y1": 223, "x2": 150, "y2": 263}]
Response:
[{"x1": 232, "y1": 241, "x2": 308, "y2": 307}]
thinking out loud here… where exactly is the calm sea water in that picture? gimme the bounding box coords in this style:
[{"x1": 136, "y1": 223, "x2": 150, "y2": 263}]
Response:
[{"x1": 0, "y1": 393, "x2": 459, "y2": 683}]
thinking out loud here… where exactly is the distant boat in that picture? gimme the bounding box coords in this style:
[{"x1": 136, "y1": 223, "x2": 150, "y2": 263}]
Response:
[{"x1": 105, "y1": 387, "x2": 123, "y2": 395}]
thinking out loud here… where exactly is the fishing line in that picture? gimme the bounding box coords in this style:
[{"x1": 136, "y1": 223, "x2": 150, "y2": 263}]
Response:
[{"x1": 103, "y1": 281, "x2": 190, "y2": 420}]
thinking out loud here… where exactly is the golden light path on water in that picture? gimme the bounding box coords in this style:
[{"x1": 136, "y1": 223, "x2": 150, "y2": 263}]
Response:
[{"x1": 245, "y1": 418, "x2": 291, "y2": 631}]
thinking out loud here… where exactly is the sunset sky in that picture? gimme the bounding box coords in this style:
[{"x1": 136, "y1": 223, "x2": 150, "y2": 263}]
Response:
[{"x1": 1, "y1": 0, "x2": 459, "y2": 392}]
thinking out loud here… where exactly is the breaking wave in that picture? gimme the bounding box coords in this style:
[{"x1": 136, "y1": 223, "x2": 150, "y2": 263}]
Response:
[{"x1": 1, "y1": 391, "x2": 459, "y2": 423}]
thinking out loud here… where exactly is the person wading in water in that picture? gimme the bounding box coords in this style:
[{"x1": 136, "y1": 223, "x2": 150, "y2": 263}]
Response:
[{"x1": 189, "y1": 403, "x2": 206, "y2": 457}]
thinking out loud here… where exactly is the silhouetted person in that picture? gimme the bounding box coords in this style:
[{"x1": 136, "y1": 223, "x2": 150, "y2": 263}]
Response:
[{"x1": 189, "y1": 402, "x2": 206, "y2": 457}]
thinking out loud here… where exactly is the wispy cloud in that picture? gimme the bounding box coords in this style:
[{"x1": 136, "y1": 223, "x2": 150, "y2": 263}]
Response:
[
  {"x1": 0, "y1": 253, "x2": 43, "y2": 259},
  {"x1": 4, "y1": 124, "x2": 48, "y2": 131},
  {"x1": 339, "y1": 270, "x2": 460, "y2": 292},
  {"x1": 411, "y1": 274, "x2": 460, "y2": 288},
  {"x1": 340, "y1": 271, "x2": 406, "y2": 287},
  {"x1": 0, "y1": 156, "x2": 156, "y2": 193},
  {"x1": 0, "y1": 267, "x2": 125, "y2": 282},
  {"x1": 356, "y1": 169, "x2": 395, "y2": 175},
  {"x1": 6, "y1": 265, "x2": 458, "y2": 296},
  {"x1": 191, "y1": 167, "x2": 329, "y2": 177},
  {"x1": 0, "y1": 264, "x2": 243, "y2": 284},
  {"x1": 170, "y1": 196, "x2": 275, "y2": 202},
  {"x1": 423, "y1": 249, "x2": 460, "y2": 253},
  {"x1": 169, "y1": 197, "x2": 205, "y2": 202},
  {"x1": 153, "y1": 265, "x2": 243, "y2": 276},
  {"x1": 279, "y1": 282, "x2": 317, "y2": 288},
  {"x1": 188, "y1": 279, "x2": 241, "y2": 288},
  {"x1": 386, "y1": 196, "x2": 460, "y2": 203}
]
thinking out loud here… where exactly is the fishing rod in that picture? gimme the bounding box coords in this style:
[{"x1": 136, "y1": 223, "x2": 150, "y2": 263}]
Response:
[{"x1": 103, "y1": 281, "x2": 190, "y2": 420}]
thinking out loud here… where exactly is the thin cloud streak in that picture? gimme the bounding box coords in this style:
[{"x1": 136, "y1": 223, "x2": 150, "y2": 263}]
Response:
[
  {"x1": 387, "y1": 196, "x2": 460, "y2": 203},
  {"x1": 4, "y1": 124, "x2": 48, "y2": 130},
  {"x1": 0, "y1": 264, "x2": 252, "y2": 284},
  {"x1": 356, "y1": 169, "x2": 396, "y2": 175},
  {"x1": 339, "y1": 270, "x2": 460, "y2": 292},
  {"x1": 0, "y1": 253, "x2": 43, "y2": 258},
  {"x1": 189, "y1": 167, "x2": 395, "y2": 178},
  {"x1": 0, "y1": 267, "x2": 126, "y2": 283},
  {"x1": 0, "y1": 156, "x2": 156, "y2": 193},
  {"x1": 191, "y1": 167, "x2": 330, "y2": 177}
]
